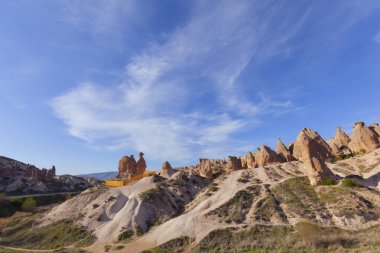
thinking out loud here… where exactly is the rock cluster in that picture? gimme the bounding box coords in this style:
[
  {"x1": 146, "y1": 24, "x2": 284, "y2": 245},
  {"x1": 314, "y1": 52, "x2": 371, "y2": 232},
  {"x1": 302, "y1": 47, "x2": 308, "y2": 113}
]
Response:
[
  {"x1": 293, "y1": 128, "x2": 332, "y2": 160},
  {"x1": 226, "y1": 156, "x2": 243, "y2": 171},
  {"x1": 0, "y1": 160, "x2": 56, "y2": 180},
  {"x1": 276, "y1": 139, "x2": 295, "y2": 162},
  {"x1": 349, "y1": 122, "x2": 380, "y2": 153},
  {"x1": 255, "y1": 145, "x2": 282, "y2": 167},
  {"x1": 196, "y1": 159, "x2": 226, "y2": 179},
  {"x1": 118, "y1": 152, "x2": 146, "y2": 179},
  {"x1": 295, "y1": 130, "x2": 335, "y2": 185},
  {"x1": 158, "y1": 161, "x2": 175, "y2": 178},
  {"x1": 202, "y1": 121, "x2": 380, "y2": 186}
]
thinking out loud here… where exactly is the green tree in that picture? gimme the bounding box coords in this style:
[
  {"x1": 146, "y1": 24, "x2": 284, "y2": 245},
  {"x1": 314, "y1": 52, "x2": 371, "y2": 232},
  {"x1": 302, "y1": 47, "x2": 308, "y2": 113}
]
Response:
[{"x1": 21, "y1": 197, "x2": 37, "y2": 212}]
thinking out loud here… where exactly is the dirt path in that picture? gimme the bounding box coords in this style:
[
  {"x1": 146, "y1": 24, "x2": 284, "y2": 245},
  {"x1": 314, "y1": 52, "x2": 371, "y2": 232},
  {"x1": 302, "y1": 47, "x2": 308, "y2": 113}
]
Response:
[{"x1": 0, "y1": 245, "x2": 55, "y2": 252}]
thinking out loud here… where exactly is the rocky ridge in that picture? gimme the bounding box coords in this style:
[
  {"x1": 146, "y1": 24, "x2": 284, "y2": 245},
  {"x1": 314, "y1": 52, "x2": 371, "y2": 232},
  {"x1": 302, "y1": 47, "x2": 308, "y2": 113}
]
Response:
[
  {"x1": 0, "y1": 156, "x2": 99, "y2": 195},
  {"x1": 26, "y1": 121, "x2": 380, "y2": 252}
]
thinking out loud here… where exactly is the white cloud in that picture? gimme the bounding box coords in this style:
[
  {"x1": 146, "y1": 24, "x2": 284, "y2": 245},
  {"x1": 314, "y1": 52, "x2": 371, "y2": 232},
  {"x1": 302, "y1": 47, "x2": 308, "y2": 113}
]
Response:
[{"x1": 52, "y1": 0, "x2": 303, "y2": 163}]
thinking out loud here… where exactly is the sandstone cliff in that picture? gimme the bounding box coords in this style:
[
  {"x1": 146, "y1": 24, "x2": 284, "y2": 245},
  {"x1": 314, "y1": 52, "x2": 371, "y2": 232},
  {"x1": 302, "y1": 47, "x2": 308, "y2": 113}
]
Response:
[{"x1": 349, "y1": 122, "x2": 380, "y2": 153}]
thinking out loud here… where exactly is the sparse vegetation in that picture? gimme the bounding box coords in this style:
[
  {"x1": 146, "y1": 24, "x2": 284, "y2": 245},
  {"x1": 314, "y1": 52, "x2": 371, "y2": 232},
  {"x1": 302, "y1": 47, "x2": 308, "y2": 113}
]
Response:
[
  {"x1": 139, "y1": 187, "x2": 162, "y2": 200},
  {"x1": 20, "y1": 197, "x2": 37, "y2": 212},
  {"x1": 358, "y1": 158, "x2": 380, "y2": 174},
  {"x1": 0, "y1": 214, "x2": 94, "y2": 249},
  {"x1": 206, "y1": 185, "x2": 261, "y2": 223},
  {"x1": 117, "y1": 229, "x2": 134, "y2": 242},
  {"x1": 341, "y1": 178, "x2": 363, "y2": 188},
  {"x1": 318, "y1": 186, "x2": 380, "y2": 219},
  {"x1": 193, "y1": 223, "x2": 380, "y2": 252},
  {"x1": 144, "y1": 236, "x2": 192, "y2": 253},
  {"x1": 253, "y1": 191, "x2": 287, "y2": 223},
  {"x1": 237, "y1": 173, "x2": 250, "y2": 183},
  {"x1": 320, "y1": 178, "x2": 336, "y2": 186},
  {"x1": 272, "y1": 177, "x2": 330, "y2": 221}
]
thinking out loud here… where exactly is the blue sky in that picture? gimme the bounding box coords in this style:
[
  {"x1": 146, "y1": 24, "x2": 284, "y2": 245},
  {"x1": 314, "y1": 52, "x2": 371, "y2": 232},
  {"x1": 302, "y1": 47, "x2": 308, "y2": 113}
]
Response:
[{"x1": 1, "y1": 0, "x2": 380, "y2": 175}]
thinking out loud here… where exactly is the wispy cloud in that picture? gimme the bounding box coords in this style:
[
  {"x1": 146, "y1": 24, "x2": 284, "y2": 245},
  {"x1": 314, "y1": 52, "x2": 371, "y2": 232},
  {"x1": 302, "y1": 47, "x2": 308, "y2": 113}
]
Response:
[
  {"x1": 51, "y1": 1, "x2": 306, "y2": 163},
  {"x1": 53, "y1": 0, "x2": 379, "y2": 164}
]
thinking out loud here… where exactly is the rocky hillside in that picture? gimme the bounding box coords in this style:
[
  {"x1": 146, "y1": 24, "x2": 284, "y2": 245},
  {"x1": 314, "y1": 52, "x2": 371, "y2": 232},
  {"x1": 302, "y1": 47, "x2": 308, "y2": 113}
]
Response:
[
  {"x1": 6, "y1": 121, "x2": 380, "y2": 252},
  {"x1": 0, "y1": 156, "x2": 100, "y2": 195}
]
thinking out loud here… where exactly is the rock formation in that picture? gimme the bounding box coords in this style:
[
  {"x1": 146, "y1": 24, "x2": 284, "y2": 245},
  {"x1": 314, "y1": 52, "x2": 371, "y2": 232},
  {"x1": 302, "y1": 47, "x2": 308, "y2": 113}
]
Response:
[
  {"x1": 288, "y1": 142, "x2": 295, "y2": 155},
  {"x1": 246, "y1": 152, "x2": 256, "y2": 169},
  {"x1": 240, "y1": 152, "x2": 257, "y2": 169},
  {"x1": 118, "y1": 154, "x2": 144, "y2": 179},
  {"x1": 334, "y1": 127, "x2": 351, "y2": 147},
  {"x1": 369, "y1": 123, "x2": 380, "y2": 137},
  {"x1": 240, "y1": 156, "x2": 247, "y2": 169},
  {"x1": 349, "y1": 122, "x2": 380, "y2": 153},
  {"x1": 326, "y1": 139, "x2": 342, "y2": 157},
  {"x1": 255, "y1": 145, "x2": 282, "y2": 167},
  {"x1": 0, "y1": 156, "x2": 98, "y2": 194},
  {"x1": 298, "y1": 132, "x2": 336, "y2": 185},
  {"x1": 327, "y1": 127, "x2": 352, "y2": 156},
  {"x1": 276, "y1": 139, "x2": 295, "y2": 162},
  {"x1": 198, "y1": 159, "x2": 214, "y2": 179},
  {"x1": 158, "y1": 161, "x2": 175, "y2": 178},
  {"x1": 225, "y1": 156, "x2": 242, "y2": 171},
  {"x1": 293, "y1": 128, "x2": 332, "y2": 161},
  {"x1": 136, "y1": 152, "x2": 147, "y2": 175}
]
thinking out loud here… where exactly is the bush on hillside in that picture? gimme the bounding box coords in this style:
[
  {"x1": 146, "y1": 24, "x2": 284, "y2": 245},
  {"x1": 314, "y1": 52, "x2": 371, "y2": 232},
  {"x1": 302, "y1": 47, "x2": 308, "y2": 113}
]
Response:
[{"x1": 21, "y1": 197, "x2": 37, "y2": 212}]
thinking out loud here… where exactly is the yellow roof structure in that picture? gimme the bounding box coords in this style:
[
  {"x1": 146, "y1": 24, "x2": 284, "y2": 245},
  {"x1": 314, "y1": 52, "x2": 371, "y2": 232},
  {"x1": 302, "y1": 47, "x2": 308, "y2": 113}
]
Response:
[{"x1": 105, "y1": 171, "x2": 156, "y2": 187}]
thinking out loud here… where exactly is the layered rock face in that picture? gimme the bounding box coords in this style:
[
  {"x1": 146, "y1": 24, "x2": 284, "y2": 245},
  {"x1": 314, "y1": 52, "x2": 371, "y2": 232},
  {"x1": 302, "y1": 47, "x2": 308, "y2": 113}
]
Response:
[
  {"x1": 370, "y1": 123, "x2": 380, "y2": 136},
  {"x1": 276, "y1": 139, "x2": 295, "y2": 162},
  {"x1": 136, "y1": 152, "x2": 147, "y2": 175},
  {"x1": 198, "y1": 159, "x2": 214, "y2": 179},
  {"x1": 240, "y1": 152, "x2": 256, "y2": 169},
  {"x1": 349, "y1": 122, "x2": 380, "y2": 153},
  {"x1": 0, "y1": 156, "x2": 56, "y2": 180},
  {"x1": 118, "y1": 153, "x2": 147, "y2": 179},
  {"x1": 0, "y1": 156, "x2": 97, "y2": 194},
  {"x1": 327, "y1": 127, "x2": 352, "y2": 156},
  {"x1": 225, "y1": 156, "x2": 242, "y2": 171},
  {"x1": 246, "y1": 152, "x2": 256, "y2": 169},
  {"x1": 298, "y1": 132, "x2": 335, "y2": 186},
  {"x1": 158, "y1": 161, "x2": 175, "y2": 178},
  {"x1": 293, "y1": 128, "x2": 332, "y2": 160},
  {"x1": 255, "y1": 145, "x2": 282, "y2": 167},
  {"x1": 326, "y1": 140, "x2": 342, "y2": 157}
]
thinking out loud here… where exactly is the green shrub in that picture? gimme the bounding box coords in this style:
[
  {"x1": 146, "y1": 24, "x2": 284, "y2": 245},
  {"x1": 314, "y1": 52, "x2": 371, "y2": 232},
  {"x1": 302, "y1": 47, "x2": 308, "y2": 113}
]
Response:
[
  {"x1": 320, "y1": 178, "x2": 336, "y2": 186},
  {"x1": 341, "y1": 178, "x2": 363, "y2": 188},
  {"x1": 9, "y1": 197, "x2": 23, "y2": 209},
  {"x1": 117, "y1": 229, "x2": 134, "y2": 241},
  {"x1": 21, "y1": 197, "x2": 37, "y2": 212}
]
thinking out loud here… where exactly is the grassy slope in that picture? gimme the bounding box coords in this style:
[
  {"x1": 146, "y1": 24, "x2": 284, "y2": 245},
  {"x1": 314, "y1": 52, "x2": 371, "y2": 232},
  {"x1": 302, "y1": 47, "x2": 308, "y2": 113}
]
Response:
[{"x1": 0, "y1": 212, "x2": 93, "y2": 250}]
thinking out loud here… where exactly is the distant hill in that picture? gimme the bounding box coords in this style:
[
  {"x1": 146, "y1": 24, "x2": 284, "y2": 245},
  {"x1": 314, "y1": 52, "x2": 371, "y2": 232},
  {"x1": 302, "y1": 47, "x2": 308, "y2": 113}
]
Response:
[
  {"x1": 77, "y1": 171, "x2": 118, "y2": 180},
  {"x1": 0, "y1": 156, "x2": 100, "y2": 195}
]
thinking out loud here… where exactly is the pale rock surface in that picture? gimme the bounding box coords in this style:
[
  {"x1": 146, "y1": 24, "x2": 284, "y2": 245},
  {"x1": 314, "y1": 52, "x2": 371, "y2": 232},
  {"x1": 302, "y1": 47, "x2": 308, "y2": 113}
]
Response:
[
  {"x1": 298, "y1": 132, "x2": 335, "y2": 185},
  {"x1": 369, "y1": 123, "x2": 380, "y2": 137},
  {"x1": 158, "y1": 161, "x2": 175, "y2": 179},
  {"x1": 327, "y1": 139, "x2": 342, "y2": 157},
  {"x1": 276, "y1": 139, "x2": 295, "y2": 162},
  {"x1": 293, "y1": 128, "x2": 332, "y2": 160},
  {"x1": 255, "y1": 145, "x2": 282, "y2": 167},
  {"x1": 246, "y1": 152, "x2": 256, "y2": 169},
  {"x1": 225, "y1": 156, "x2": 242, "y2": 171},
  {"x1": 349, "y1": 122, "x2": 380, "y2": 153},
  {"x1": 198, "y1": 159, "x2": 214, "y2": 179}
]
